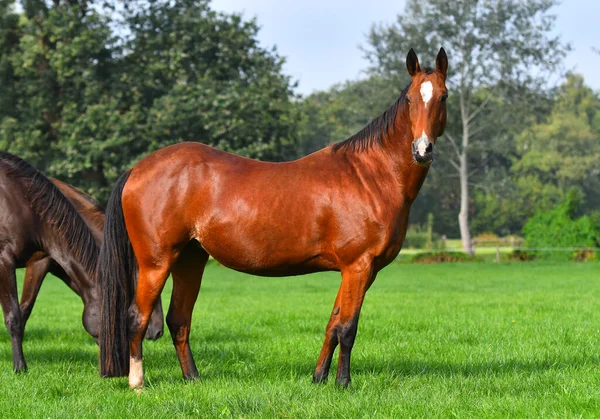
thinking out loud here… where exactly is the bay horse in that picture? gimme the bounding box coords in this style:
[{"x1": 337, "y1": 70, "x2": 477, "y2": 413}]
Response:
[
  {"x1": 99, "y1": 48, "x2": 448, "y2": 388},
  {"x1": 19, "y1": 178, "x2": 165, "y2": 341}
]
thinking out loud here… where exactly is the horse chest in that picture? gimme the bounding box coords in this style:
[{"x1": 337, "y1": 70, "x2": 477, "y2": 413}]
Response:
[{"x1": 371, "y1": 211, "x2": 411, "y2": 267}]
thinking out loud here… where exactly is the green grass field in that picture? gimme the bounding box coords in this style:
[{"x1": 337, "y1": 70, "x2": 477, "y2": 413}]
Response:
[{"x1": 1, "y1": 261, "x2": 599, "y2": 417}]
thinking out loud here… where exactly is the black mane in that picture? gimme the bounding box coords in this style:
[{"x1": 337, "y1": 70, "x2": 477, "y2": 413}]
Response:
[
  {"x1": 0, "y1": 152, "x2": 99, "y2": 276},
  {"x1": 332, "y1": 68, "x2": 435, "y2": 153}
]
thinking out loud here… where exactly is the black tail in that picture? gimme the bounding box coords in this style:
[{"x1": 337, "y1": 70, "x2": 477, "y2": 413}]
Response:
[{"x1": 99, "y1": 170, "x2": 134, "y2": 377}]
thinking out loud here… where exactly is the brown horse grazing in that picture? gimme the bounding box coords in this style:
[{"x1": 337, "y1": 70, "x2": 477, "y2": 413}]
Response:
[
  {"x1": 99, "y1": 48, "x2": 448, "y2": 388},
  {"x1": 19, "y1": 179, "x2": 164, "y2": 341},
  {"x1": 0, "y1": 153, "x2": 99, "y2": 371}
]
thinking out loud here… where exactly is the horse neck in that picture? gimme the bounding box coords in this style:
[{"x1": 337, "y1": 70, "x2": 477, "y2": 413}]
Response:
[
  {"x1": 364, "y1": 108, "x2": 431, "y2": 204},
  {"x1": 40, "y1": 233, "x2": 99, "y2": 305},
  {"x1": 37, "y1": 183, "x2": 100, "y2": 305}
]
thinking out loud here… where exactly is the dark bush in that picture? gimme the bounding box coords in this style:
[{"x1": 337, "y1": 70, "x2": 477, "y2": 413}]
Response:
[
  {"x1": 404, "y1": 224, "x2": 440, "y2": 249},
  {"x1": 411, "y1": 252, "x2": 480, "y2": 264},
  {"x1": 503, "y1": 250, "x2": 536, "y2": 262}
]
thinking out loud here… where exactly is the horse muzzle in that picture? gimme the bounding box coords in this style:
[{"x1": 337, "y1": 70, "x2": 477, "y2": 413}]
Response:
[{"x1": 412, "y1": 136, "x2": 434, "y2": 165}]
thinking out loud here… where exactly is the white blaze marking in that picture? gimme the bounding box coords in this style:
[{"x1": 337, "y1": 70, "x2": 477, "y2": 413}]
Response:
[{"x1": 420, "y1": 81, "x2": 433, "y2": 108}]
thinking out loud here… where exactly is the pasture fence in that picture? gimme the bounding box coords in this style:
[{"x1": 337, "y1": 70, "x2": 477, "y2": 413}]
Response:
[{"x1": 422, "y1": 236, "x2": 600, "y2": 262}]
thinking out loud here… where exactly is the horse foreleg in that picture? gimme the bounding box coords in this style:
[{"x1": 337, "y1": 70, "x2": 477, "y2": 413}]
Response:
[
  {"x1": 313, "y1": 259, "x2": 376, "y2": 386},
  {"x1": 0, "y1": 258, "x2": 27, "y2": 372},
  {"x1": 335, "y1": 260, "x2": 376, "y2": 387},
  {"x1": 20, "y1": 255, "x2": 51, "y2": 327},
  {"x1": 128, "y1": 265, "x2": 170, "y2": 389},
  {"x1": 312, "y1": 286, "x2": 342, "y2": 383},
  {"x1": 167, "y1": 243, "x2": 208, "y2": 380}
]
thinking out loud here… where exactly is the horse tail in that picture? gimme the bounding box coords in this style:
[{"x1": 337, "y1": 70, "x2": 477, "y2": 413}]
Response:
[{"x1": 99, "y1": 169, "x2": 134, "y2": 377}]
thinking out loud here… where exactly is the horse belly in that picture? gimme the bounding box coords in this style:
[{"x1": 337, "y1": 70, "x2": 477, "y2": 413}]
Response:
[{"x1": 197, "y1": 219, "x2": 336, "y2": 277}]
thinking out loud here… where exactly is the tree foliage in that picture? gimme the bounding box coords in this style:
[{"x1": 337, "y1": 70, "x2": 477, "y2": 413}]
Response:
[
  {"x1": 0, "y1": 0, "x2": 298, "y2": 200},
  {"x1": 523, "y1": 190, "x2": 599, "y2": 260},
  {"x1": 296, "y1": 76, "x2": 398, "y2": 156},
  {"x1": 513, "y1": 73, "x2": 600, "y2": 214}
]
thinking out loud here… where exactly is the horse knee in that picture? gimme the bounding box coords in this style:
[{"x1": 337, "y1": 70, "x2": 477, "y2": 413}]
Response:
[{"x1": 4, "y1": 311, "x2": 22, "y2": 336}]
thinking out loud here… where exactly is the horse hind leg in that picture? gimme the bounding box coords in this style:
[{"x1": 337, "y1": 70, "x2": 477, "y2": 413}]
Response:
[
  {"x1": 166, "y1": 242, "x2": 208, "y2": 380},
  {"x1": 0, "y1": 256, "x2": 27, "y2": 372},
  {"x1": 128, "y1": 264, "x2": 171, "y2": 389}
]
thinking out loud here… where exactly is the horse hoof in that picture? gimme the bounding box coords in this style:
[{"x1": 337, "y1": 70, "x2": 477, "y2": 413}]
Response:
[
  {"x1": 129, "y1": 379, "x2": 144, "y2": 390},
  {"x1": 14, "y1": 363, "x2": 27, "y2": 374},
  {"x1": 335, "y1": 377, "x2": 350, "y2": 388},
  {"x1": 312, "y1": 372, "x2": 329, "y2": 384}
]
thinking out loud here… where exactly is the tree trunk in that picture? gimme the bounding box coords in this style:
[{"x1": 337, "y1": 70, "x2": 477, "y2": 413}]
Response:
[
  {"x1": 458, "y1": 152, "x2": 473, "y2": 255},
  {"x1": 458, "y1": 66, "x2": 473, "y2": 256}
]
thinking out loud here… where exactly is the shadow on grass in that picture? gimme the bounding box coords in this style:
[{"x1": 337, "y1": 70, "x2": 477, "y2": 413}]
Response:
[
  {"x1": 4, "y1": 323, "x2": 596, "y2": 385},
  {"x1": 21, "y1": 325, "x2": 89, "y2": 343},
  {"x1": 123, "y1": 350, "x2": 600, "y2": 389},
  {"x1": 352, "y1": 355, "x2": 598, "y2": 378}
]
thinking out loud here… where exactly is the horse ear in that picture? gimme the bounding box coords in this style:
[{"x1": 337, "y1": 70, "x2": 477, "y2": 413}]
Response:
[
  {"x1": 406, "y1": 48, "x2": 420, "y2": 77},
  {"x1": 436, "y1": 47, "x2": 448, "y2": 79}
]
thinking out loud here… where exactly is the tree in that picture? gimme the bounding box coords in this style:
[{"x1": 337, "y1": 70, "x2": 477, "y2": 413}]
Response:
[
  {"x1": 513, "y1": 73, "x2": 600, "y2": 216},
  {"x1": 115, "y1": 0, "x2": 298, "y2": 164},
  {"x1": 0, "y1": 0, "x2": 299, "y2": 201},
  {"x1": 0, "y1": 0, "x2": 126, "y2": 197},
  {"x1": 296, "y1": 76, "x2": 398, "y2": 156},
  {"x1": 364, "y1": 0, "x2": 569, "y2": 254}
]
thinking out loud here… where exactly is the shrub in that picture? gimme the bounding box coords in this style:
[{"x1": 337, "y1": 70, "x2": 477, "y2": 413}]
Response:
[
  {"x1": 404, "y1": 224, "x2": 440, "y2": 249},
  {"x1": 411, "y1": 252, "x2": 479, "y2": 264},
  {"x1": 523, "y1": 191, "x2": 599, "y2": 261},
  {"x1": 503, "y1": 250, "x2": 536, "y2": 262}
]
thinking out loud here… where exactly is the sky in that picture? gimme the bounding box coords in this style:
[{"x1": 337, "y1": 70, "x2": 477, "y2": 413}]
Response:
[{"x1": 211, "y1": 0, "x2": 600, "y2": 96}]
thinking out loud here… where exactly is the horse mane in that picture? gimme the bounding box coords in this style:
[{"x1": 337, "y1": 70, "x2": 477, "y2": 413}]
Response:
[
  {"x1": 332, "y1": 68, "x2": 435, "y2": 153},
  {"x1": 50, "y1": 178, "x2": 106, "y2": 232},
  {"x1": 52, "y1": 178, "x2": 104, "y2": 212},
  {"x1": 0, "y1": 152, "x2": 99, "y2": 276}
]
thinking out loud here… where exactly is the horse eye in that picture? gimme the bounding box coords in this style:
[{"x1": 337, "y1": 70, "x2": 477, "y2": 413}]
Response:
[{"x1": 441, "y1": 94, "x2": 448, "y2": 102}]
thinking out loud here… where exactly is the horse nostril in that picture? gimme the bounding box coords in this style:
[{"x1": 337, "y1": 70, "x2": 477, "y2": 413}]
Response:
[{"x1": 425, "y1": 143, "x2": 433, "y2": 154}]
